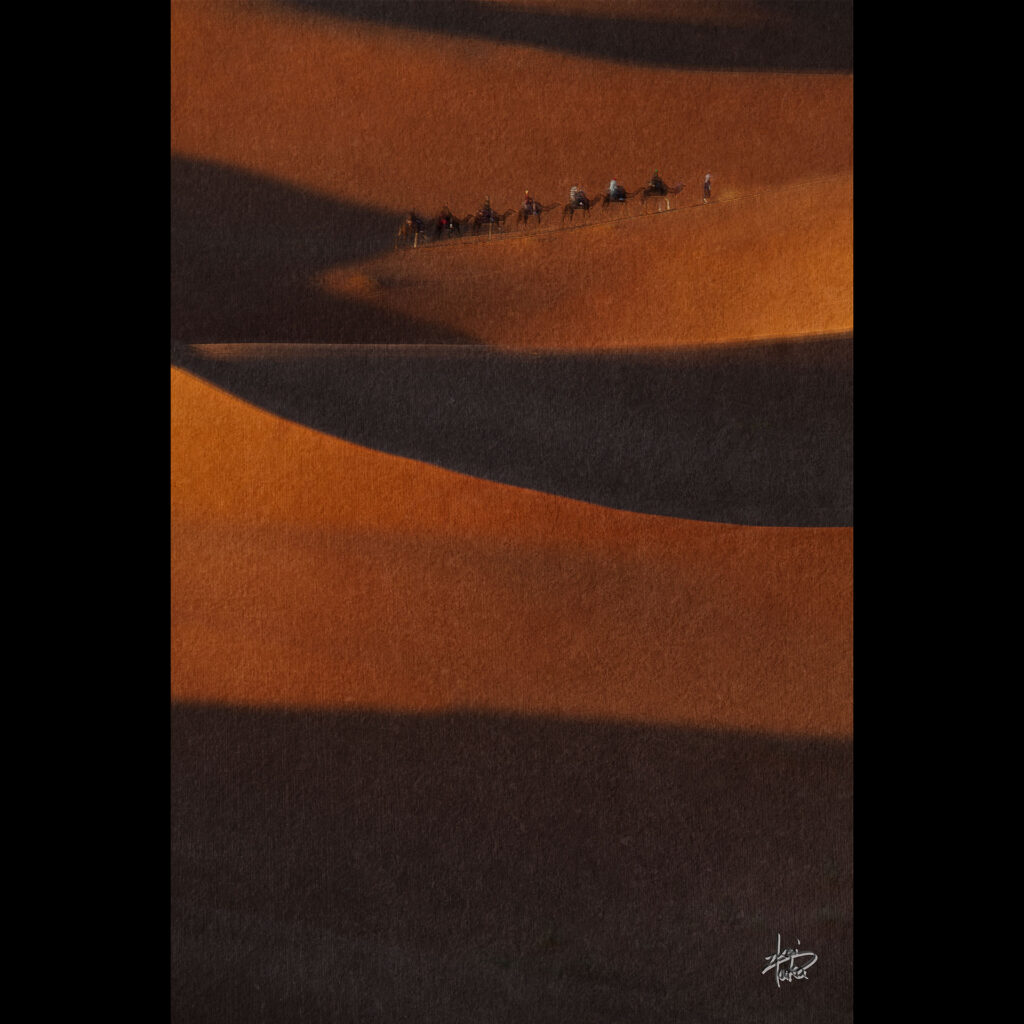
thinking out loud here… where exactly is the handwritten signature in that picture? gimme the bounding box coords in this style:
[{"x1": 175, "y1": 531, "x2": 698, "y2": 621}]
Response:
[{"x1": 762, "y1": 934, "x2": 817, "y2": 987}]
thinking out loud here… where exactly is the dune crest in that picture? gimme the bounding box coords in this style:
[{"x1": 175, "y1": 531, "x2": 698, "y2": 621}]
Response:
[
  {"x1": 171, "y1": 0, "x2": 852, "y2": 214},
  {"x1": 173, "y1": 367, "x2": 851, "y2": 738},
  {"x1": 321, "y1": 174, "x2": 853, "y2": 351}
]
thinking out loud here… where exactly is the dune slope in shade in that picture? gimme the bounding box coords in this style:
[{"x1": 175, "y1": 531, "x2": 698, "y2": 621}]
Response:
[
  {"x1": 280, "y1": 0, "x2": 853, "y2": 72},
  {"x1": 177, "y1": 333, "x2": 852, "y2": 527},
  {"x1": 172, "y1": 154, "x2": 852, "y2": 351},
  {"x1": 172, "y1": 367, "x2": 851, "y2": 738},
  {"x1": 172, "y1": 1, "x2": 854, "y2": 1019},
  {"x1": 172, "y1": 158, "x2": 851, "y2": 527},
  {"x1": 173, "y1": 705, "x2": 852, "y2": 1023},
  {"x1": 170, "y1": 156, "x2": 484, "y2": 346}
]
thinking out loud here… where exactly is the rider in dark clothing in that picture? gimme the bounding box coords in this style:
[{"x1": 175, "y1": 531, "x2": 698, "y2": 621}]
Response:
[
  {"x1": 648, "y1": 170, "x2": 665, "y2": 194},
  {"x1": 479, "y1": 196, "x2": 493, "y2": 220}
]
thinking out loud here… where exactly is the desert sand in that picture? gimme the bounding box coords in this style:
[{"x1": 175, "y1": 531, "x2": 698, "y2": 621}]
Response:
[
  {"x1": 171, "y1": 2, "x2": 853, "y2": 1020},
  {"x1": 172, "y1": 362, "x2": 851, "y2": 736}
]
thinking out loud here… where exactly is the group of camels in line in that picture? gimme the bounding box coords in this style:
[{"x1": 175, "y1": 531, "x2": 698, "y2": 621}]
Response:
[{"x1": 396, "y1": 177, "x2": 687, "y2": 248}]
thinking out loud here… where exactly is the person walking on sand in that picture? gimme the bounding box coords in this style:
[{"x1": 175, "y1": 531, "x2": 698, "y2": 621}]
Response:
[{"x1": 703, "y1": 172, "x2": 712, "y2": 204}]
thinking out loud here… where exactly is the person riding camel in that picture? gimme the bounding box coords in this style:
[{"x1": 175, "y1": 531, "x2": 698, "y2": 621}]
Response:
[
  {"x1": 608, "y1": 178, "x2": 625, "y2": 201},
  {"x1": 523, "y1": 190, "x2": 539, "y2": 215},
  {"x1": 569, "y1": 184, "x2": 588, "y2": 208},
  {"x1": 439, "y1": 204, "x2": 454, "y2": 229},
  {"x1": 479, "y1": 196, "x2": 493, "y2": 221},
  {"x1": 648, "y1": 169, "x2": 665, "y2": 194}
]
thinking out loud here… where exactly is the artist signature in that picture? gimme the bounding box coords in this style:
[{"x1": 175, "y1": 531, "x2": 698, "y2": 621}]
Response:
[{"x1": 762, "y1": 934, "x2": 817, "y2": 987}]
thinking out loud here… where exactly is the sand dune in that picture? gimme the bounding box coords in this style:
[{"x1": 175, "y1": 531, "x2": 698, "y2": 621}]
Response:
[
  {"x1": 171, "y1": 3, "x2": 853, "y2": 1017},
  {"x1": 171, "y1": 0, "x2": 852, "y2": 215},
  {"x1": 170, "y1": 0, "x2": 852, "y2": 739},
  {"x1": 172, "y1": 153, "x2": 852, "y2": 351},
  {"x1": 172, "y1": 365, "x2": 851, "y2": 738},
  {"x1": 173, "y1": 703, "x2": 852, "y2": 1022},
  {"x1": 323, "y1": 173, "x2": 853, "y2": 351},
  {"x1": 175, "y1": 333, "x2": 853, "y2": 527}
]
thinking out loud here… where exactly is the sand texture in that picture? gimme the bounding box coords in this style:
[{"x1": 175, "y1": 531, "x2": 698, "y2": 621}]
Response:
[{"x1": 172, "y1": 3, "x2": 853, "y2": 1020}]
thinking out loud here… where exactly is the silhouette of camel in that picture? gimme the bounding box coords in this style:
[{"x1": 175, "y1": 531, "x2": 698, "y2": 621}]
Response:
[
  {"x1": 515, "y1": 199, "x2": 560, "y2": 229},
  {"x1": 433, "y1": 207, "x2": 468, "y2": 241},
  {"x1": 640, "y1": 182, "x2": 686, "y2": 212},
  {"x1": 395, "y1": 212, "x2": 426, "y2": 249},
  {"x1": 561, "y1": 194, "x2": 594, "y2": 225},
  {"x1": 599, "y1": 185, "x2": 644, "y2": 214},
  {"x1": 468, "y1": 208, "x2": 515, "y2": 234}
]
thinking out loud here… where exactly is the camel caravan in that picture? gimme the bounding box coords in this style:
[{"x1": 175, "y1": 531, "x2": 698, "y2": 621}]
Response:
[{"x1": 395, "y1": 170, "x2": 699, "y2": 249}]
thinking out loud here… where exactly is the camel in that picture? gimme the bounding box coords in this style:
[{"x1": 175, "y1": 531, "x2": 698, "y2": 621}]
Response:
[
  {"x1": 433, "y1": 208, "x2": 468, "y2": 242},
  {"x1": 468, "y1": 208, "x2": 516, "y2": 235},
  {"x1": 515, "y1": 199, "x2": 560, "y2": 230},
  {"x1": 561, "y1": 194, "x2": 594, "y2": 225},
  {"x1": 599, "y1": 185, "x2": 645, "y2": 214},
  {"x1": 395, "y1": 212, "x2": 426, "y2": 249},
  {"x1": 639, "y1": 182, "x2": 686, "y2": 212}
]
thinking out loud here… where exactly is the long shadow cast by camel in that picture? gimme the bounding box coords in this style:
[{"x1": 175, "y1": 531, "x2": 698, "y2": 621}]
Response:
[
  {"x1": 171, "y1": 155, "x2": 481, "y2": 349},
  {"x1": 279, "y1": 0, "x2": 853, "y2": 73},
  {"x1": 175, "y1": 335, "x2": 853, "y2": 527},
  {"x1": 172, "y1": 704, "x2": 852, "y2": 1023}
]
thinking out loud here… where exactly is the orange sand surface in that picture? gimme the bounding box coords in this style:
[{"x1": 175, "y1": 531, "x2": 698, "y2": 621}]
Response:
[
  {"x1": 172, "y1": 367, "x2": 851, "y2": 737},
  {"x1": 171, "y1": 1, "x2": 852, "y2": 738},
  {"x1": 323, "y1": 173, "x2": 852, "y2": 350},
  {"x1": 170, "y1": 0, "x2": 852, "y2": 213}
]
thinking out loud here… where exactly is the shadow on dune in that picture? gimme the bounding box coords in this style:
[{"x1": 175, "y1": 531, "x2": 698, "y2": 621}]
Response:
[
  {"x1": 170, "y1": 155, "x2": 481, "y2": 348},
  {"x1": 173, "y1": 335, "x2": 852, "y2": 527},
  {"x1": 278, "y1": 0, "x2": 853, "y2": 73},
  {"x1": 172, "y1": 704, "x2": 852, "y2": 1024}
]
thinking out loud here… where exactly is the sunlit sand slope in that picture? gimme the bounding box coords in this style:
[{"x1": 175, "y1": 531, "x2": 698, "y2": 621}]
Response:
[
  {"x1": 171, "y1": 3, "x2": 854, "y2": 1019},
  {"x1": 323, "y1": 173, "x2": 852, "y2": 351},
  {"x1": 171, "y1": 1, "x2": 853, "y2": 215},
  {"x1": 172, "y1": 367, "x2": 852, "y2": 738}
]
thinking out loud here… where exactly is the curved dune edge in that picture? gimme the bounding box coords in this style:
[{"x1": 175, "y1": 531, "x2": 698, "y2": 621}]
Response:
[
  {"x1": 171, "y1": 0, "x2": 852, "y2": 215},
  {"x1": 172, "y1": 367, "x2": 851, "y2": 738},
  {"x1": 320, "y1": 173, "x2": 853, "y2": 351}
]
